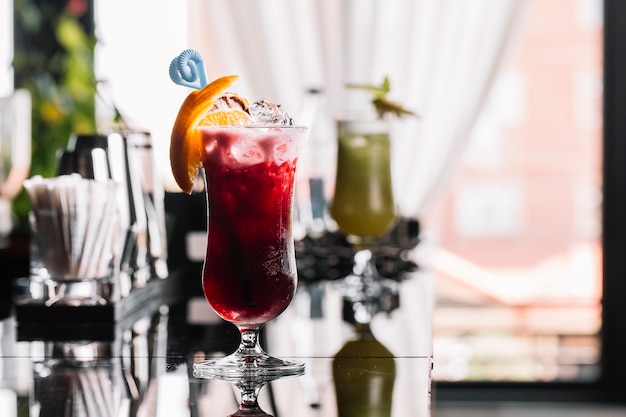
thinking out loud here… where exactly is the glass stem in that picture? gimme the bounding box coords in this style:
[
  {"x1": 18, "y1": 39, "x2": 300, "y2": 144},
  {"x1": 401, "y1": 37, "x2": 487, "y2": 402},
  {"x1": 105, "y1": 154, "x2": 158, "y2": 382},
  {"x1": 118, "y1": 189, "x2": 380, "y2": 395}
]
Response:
[
  {"x1": 230, "y1": 379, "x2": 272, "y2": 417},
  {"x1": 237, "y1": 328, "x2": 265, "y2": 359},
  {"x1": 240, "y1": 382, "x2": 263, "y2": 408},
  {"x1": 353, "y1": 248, "x2": 377, "y2": 282},
  {"x1": 349, "y1": 248, "x2": 376, "y2": 324}
]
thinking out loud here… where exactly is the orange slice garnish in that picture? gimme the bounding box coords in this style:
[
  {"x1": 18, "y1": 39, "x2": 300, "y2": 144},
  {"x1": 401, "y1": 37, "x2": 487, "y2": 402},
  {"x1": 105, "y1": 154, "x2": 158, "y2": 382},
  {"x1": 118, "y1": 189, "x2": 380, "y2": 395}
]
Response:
[
  {"x1": 198, "y1": 108, "x2": 251, "y2": 126},
  {"x1": 170, "y1": 75, "x2": 252, "y2": 194}
]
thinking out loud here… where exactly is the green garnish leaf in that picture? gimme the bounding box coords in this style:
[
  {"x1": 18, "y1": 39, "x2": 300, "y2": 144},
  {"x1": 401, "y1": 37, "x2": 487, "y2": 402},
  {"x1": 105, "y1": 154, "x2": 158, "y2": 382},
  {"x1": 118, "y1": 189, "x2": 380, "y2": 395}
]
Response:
[
  {"x1": 373, "y1": 97, "x2": 418, "y2": 119},
  {"x1": 346, "y1": 76, "x2": 418, "y2": 120},
  {"x1": 346, "y1": 77, "x2": 390, "y2": 99}
]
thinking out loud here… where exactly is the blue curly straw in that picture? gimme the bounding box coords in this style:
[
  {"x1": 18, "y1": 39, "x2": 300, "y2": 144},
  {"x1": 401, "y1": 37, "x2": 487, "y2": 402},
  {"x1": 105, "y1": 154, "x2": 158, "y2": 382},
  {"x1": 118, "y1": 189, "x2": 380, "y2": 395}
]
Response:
[{"x1": 169, "y1": 49, "x2": 208, "y2": 90}]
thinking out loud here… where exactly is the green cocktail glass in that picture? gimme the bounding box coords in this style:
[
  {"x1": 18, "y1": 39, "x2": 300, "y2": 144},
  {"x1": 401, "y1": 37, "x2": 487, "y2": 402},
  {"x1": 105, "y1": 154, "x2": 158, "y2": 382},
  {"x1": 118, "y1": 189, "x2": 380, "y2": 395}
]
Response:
[
  {"x1": 330, "y1": 116, "x2": 399, "y2": 416},
  {"x1": 330, "y1": 117, "x2": 396, "y2": 245}
]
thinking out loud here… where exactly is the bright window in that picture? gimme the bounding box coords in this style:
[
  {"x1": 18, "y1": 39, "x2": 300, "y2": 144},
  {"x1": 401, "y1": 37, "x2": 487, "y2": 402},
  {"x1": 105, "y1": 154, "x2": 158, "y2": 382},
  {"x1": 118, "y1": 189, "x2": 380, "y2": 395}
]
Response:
[{"x1": 429, "y1": 0, "x2": 603, "y2": 382}]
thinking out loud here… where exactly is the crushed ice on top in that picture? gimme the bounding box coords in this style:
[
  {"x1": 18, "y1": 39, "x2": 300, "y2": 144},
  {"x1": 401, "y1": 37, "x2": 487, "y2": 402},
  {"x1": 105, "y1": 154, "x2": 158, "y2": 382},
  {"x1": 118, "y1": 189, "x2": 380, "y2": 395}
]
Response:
[
  {"x1": 249, "y1": 99, "x2": 294, "y2": 126},
  {"x1": 211, "y1": 98, "x2": 296, "y2": 168},
  {"x1": 227, "y1": 130, "x2": 296, "y2": 168}
]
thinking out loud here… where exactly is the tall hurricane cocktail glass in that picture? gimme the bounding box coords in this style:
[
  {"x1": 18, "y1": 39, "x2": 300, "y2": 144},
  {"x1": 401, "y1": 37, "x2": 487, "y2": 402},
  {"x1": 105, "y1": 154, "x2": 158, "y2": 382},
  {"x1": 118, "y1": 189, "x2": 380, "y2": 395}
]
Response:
[{"x1": 193, "y1": 125, "x2": 306, "y2": 380}]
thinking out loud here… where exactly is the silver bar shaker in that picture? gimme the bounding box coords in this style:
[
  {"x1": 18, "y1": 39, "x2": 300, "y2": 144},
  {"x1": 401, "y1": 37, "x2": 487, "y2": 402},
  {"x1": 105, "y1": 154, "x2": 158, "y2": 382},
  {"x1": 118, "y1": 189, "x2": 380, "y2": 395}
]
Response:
[
  {"x1": 126, "y1": 131, "x2": 169, "y2": 280},
  {"x1": 57, "y1": 132, "x2": 150, "y2": 295}
]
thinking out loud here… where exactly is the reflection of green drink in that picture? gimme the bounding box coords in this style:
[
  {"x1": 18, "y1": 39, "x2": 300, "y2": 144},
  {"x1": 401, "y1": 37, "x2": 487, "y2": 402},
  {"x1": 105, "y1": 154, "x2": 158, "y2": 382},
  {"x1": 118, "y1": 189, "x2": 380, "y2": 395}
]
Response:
[
  {"x1": 333, "y1": 323, "x2": 396, "y2": 417},
  {"x1": 331, "y1": 119, "x2": 396, "y2": 240}
]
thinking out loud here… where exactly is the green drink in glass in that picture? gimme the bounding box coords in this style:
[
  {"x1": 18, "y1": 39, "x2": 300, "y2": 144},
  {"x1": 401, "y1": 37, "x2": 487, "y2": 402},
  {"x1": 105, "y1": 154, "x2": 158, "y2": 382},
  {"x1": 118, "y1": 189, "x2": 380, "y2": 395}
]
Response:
[{"x1": 330, "y1": 118, "x2": 396, "y2": 243}]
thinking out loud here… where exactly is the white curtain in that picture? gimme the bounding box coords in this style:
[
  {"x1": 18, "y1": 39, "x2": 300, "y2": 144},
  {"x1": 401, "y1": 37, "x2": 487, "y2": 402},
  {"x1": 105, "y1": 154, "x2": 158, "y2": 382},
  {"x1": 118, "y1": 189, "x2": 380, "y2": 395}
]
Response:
[
  {"x1": 94, "y1": 0, "x2": 191, "y2": 192},
  {"x1": 0, "y1": 0, "x2": 13, "y2": 96},
  {"x1": 188, "y1": 0, "x2": 525, "y2": 218}
]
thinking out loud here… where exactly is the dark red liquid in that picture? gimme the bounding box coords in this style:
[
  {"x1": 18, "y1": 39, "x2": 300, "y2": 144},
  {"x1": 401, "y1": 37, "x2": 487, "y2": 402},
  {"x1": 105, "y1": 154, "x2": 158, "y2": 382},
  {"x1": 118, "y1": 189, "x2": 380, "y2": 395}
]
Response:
[{"x1": 200, "y1": 128, "x2": 299, "y2": 328}]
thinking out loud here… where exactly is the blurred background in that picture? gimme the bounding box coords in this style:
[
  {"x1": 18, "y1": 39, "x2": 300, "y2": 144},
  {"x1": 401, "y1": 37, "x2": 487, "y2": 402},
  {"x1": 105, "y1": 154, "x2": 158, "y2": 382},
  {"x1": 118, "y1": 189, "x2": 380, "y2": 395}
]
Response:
[{"x1": 2, "y1": 0, "x2": 626, "y2": 411}]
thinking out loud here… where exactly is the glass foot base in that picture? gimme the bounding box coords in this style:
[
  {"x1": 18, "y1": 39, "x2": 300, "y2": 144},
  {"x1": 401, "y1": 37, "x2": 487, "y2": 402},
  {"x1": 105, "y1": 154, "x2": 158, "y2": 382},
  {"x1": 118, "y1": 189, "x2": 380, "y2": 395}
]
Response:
[
  {"x1": 193, "y1": 352, "x2": 305, "y2": 382},
  {"x1": 227, "y1": 408, "x2": 273, "y2": 417}
]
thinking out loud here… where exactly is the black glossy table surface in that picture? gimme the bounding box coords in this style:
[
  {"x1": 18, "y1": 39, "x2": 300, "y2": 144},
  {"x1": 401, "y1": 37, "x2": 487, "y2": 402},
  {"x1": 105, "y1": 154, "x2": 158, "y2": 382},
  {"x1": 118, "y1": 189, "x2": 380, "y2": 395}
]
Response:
[{"x1": 1, "y1": 270, "x2": 433, "y2": 417}]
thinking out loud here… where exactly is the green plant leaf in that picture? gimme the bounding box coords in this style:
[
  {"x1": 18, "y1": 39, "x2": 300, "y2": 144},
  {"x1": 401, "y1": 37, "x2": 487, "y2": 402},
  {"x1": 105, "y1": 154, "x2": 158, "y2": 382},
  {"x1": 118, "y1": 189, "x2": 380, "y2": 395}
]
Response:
[{"x1": 346, "y1": 76, "x2": 418, "y2": 120}]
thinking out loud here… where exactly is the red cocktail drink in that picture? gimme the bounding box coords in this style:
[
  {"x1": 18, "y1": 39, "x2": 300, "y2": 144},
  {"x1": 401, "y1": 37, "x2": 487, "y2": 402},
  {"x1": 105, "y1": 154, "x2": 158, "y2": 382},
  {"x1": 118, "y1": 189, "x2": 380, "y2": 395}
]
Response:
[
  {"x1": 193, "y1": 125, "x2": 306, "y2": 381},
  {"x1": 201, "y1": 127, "x2": 300, "y2": 328},
  {"x1": 168, "y1": 65, "x2": 306, "y2": 414}
]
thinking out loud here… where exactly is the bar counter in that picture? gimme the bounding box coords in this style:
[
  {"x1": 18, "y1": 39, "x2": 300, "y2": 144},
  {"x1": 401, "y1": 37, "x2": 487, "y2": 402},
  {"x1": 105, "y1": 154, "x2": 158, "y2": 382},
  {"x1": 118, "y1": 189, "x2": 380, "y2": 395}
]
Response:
[{"x1": 1, "y1": 266, "x2": 433, "y2": 417}]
